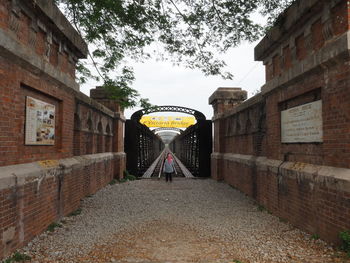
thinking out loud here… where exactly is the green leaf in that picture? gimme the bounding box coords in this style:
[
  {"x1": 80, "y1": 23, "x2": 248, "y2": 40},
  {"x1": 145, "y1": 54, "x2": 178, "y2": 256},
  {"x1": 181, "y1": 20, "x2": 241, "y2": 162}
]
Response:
[{"x1": 56, "y1": 0, "x2": 293, "y2": 108}]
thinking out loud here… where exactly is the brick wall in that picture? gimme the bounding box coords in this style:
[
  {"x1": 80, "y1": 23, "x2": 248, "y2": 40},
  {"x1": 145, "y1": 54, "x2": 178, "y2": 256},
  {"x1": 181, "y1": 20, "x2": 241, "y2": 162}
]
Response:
[
  {"x1": 211, "y1": 153, "x2": 350, "y2": 245},
  {"x1": 0, "y1": 0, "x2": 82, "y2": 165},
  {"x1": 0, "y1": 0, "x2": 125, "y2": 165},
  {"x1": 0, "y1": 153, "x2": 125, "y2": 258},
  {"x1": 211, "y1": 0, "x2": 350, "y2": 245},
  {"x1": 0, "y1": 0, "x2": 126, "y2": 259},
  {"x1": 73, "y1": 98, "x2": 115, "y2": 156},
  {"x1": 0, "y1": 55, "x2": 75, "y2": 166}
]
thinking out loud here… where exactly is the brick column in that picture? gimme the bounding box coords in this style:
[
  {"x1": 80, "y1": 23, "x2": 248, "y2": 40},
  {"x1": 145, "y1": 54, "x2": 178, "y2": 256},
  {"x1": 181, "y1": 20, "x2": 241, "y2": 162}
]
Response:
[
  {"x1": 90, "y1": 86, "x2": 126, "y2": 178},
  {"x1": 209, "y1": 87, "x2": 247, "y2": 180},
  {"x1": 209, "y1": 87, "x2": 247, "y2": 117},
  {"x1": 90, "y1": 86, "x2": 123, "y2": 113}
]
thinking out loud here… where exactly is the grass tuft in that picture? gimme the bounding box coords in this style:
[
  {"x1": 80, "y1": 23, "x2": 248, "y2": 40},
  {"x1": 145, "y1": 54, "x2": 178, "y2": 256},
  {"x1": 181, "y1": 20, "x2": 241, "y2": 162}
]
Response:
[
  {"x1": 340, "y1": 230, "x2": 350, "y2": 257},
  {"x1": 47, "y1": 222, "x2": 62, "y2": 232},
  {"x1": 257, "y1": 204, "x2": 266, "y2": 212},
  {"x1": 311, "y1": 234, "x2": 320, "y2": 240},
  {"x1": 119, "y1": 171, "x2": 137, "y2": 183},
  {"x1": 68, "y1": 208, "x2": 82, "y2": 217},
  {"x1": 3, "y1": 252, "x2": 31, "y2": 262},
  {"x1": 109, "y1": 179, "x2": 118, "y2": 185}
]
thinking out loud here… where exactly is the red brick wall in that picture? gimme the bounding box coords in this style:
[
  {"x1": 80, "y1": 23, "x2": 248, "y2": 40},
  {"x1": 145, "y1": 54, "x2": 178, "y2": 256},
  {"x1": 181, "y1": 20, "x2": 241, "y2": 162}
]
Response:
[
  {"x1": 257, "y1": 0, "x2": 350, "y2": 169},
  {"x1": 311, "y1": 19, "x2": 325, "y2": 51},
  {"x1": 263, "y1": 62, "x2": 350, "y2": 168},
  {"x1": 73, "y1": 102, "x2": 115, "y2": 156},
  {"x1": 265, "y1": 62, "x2": 273, "y2": 82},
  {"x1": 332, "y1": 0, "x2": 349, "y2": 35},
  {"x1": 0, "y1": 154, "x2": 122, "y2": 259},
  {"x1": 282, "y1": 46, "x2": 292, "y2": 70},
  {"x1": 216, "y1": 157, "x2": 350, "y2": 245},
  {"x1": 264, "y1": 0, "x2": 350, "y2": 80},
  {"x1": 220, "y1": 102, "x2": 266, "y2": 157},
  {"x1": 0, "y1": 0, "x2": 78, "y2": 166},
  {"x1": 0, "y1": 0, "x2": 122, "y2": 166},
  {"x1": 0, "y1": 0, "x2": 127, "y2": 260},
  {"x1": 0, "y1": 0, "x2": 76, "y2": 78},
  {"x1": 0, "y1": 0, "x2": 9, "y2": 29},
  {"x1": 272, "y1": 55, "x2": 281, "y2": 77},
  {"x1": 211, "y1": 0, "x2": 350, "y2": 245},
  {"x1": 295, "y1": 34, "x2": 306, "y2": 61},
  {"x1": 0, "y1": 55, "x2": 75, "y2": 166}
]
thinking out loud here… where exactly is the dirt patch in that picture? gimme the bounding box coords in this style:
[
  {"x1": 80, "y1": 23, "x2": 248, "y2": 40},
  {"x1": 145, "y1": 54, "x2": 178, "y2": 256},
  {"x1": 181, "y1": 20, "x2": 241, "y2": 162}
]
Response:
[{"x1": 77, "y1": 220, "x2": 244, "y2": 263}]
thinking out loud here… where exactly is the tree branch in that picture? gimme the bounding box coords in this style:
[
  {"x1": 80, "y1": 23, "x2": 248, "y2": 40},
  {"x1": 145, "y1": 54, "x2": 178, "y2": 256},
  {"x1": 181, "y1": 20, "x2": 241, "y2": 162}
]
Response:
[
  {"x1": 167, "y1": 0, "x2": 205, "y2": 55},
  {"x1": 211, "y1": 0, "x2": 227, "y2": 27},
  {"x1": 70, "y1": 2, "x2": 105, "y2": 82}
]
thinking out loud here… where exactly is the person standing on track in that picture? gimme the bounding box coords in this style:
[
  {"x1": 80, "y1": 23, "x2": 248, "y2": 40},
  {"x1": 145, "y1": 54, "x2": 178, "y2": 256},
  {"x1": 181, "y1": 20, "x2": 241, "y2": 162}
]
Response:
[{"x1": 163, "y1": 153, "x2": 175, "y2": 182}]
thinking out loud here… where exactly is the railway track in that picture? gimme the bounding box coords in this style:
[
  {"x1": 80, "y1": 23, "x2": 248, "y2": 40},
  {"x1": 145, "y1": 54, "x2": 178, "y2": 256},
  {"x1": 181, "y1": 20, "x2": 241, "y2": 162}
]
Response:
[{"x1": 142, "y1": 148, "x2": 194, "y2": 178}]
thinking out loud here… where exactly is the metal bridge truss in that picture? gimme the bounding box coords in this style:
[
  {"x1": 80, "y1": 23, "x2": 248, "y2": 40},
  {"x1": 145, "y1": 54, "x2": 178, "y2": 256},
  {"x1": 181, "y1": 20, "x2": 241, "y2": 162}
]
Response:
[
  {"x1": 126, "y1": 106, "x2": 212, "y2": 177},
  {"x1": 125, "y1": 120, "x2": 164, "y2": 176},
  {"x1": 169, "y1": 120, "x2": 212, "y2": 177},
  {"x1": 131, "y1": 105, "x2": 206, "y2": 121}
]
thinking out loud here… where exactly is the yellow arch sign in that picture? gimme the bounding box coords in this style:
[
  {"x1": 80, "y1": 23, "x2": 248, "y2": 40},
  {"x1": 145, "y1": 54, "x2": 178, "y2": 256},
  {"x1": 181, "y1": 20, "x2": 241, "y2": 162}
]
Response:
[{"x1": 140, "y1": 116, "x2": 196, "y2": 128}]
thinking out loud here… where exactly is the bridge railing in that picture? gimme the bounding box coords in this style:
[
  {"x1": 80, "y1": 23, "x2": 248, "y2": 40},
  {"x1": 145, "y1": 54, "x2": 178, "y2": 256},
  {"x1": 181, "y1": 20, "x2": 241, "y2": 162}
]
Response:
[{"x1": 169, "y1": 120, "x2": 212, "y2": 177}]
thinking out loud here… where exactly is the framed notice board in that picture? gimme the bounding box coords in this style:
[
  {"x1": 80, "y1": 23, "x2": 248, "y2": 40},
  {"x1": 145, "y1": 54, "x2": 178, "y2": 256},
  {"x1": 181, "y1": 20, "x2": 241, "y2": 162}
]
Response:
[{"x1": 25, "y1": 96, "x2": 55, "y2": 145}]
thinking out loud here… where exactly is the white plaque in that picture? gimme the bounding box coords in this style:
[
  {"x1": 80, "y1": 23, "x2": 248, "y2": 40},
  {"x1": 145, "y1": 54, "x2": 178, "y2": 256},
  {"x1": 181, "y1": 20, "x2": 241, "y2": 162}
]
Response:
[
  {"x1": 281, "y1": 100, "x2": 323, "y2": 143},
  {"x1": 25, "y1": 96, "x2": 55, "y2": 145}
]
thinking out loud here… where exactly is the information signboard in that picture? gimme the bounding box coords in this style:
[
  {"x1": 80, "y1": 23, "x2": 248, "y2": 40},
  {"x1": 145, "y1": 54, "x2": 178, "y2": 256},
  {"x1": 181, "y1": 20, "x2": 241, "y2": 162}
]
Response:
[{"x1": 25, "y1": 96, "x2": 55, "y2": 145}]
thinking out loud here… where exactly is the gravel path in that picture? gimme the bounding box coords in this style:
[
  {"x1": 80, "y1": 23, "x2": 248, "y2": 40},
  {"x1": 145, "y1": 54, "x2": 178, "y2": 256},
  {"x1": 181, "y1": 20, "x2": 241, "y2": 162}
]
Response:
[{"x1": 20, "y1": 178, "x2": 349, "y2": 263}]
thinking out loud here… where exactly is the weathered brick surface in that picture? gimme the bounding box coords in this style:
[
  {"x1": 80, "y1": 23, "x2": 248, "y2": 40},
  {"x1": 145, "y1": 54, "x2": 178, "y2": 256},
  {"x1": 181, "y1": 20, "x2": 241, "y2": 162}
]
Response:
[
  {"x1": 0, "y1": 58, "x2": 73, "y2": 165},
  {"x1": 0, "y1": 0, "x2": 125, "y2": 165},
  {"x1": 0, "y1": 0, "x2": 126, "y2": 259},
  {"x1": 214, "y1": 155, "x2": 350, "y2": 245},
  {"x1": 311, "y1": 19, "x2": 325, "y2": 51},
  {"x1": 0, "y1": 154, "x2": 124, "y2": 259},
  {"x1": 211, "y1": 0, "x2": 350, "y2": 245}
]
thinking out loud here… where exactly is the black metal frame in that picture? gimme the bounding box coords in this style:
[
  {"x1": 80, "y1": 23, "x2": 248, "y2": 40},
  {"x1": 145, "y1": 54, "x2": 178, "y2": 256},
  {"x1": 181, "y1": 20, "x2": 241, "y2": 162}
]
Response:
[
  {"x1": 131, "y1": 105, "x2": 206, "y2": 121},
  {"x1": 169, "y1": 120, "x2": 212, "y2": 177},
  {"x1": 125, "y1": 120, "x2": 164, "y2": 176},
  {"x1": 126, "y1": 106, "x2": 212, "y2": 177}
]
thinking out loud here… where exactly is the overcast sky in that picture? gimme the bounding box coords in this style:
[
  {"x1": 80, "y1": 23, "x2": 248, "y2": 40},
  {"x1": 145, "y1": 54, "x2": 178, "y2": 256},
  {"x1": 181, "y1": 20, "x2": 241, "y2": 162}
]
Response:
[{"x1": 80, "y1": 40, "x2": 265, "y2": 120}]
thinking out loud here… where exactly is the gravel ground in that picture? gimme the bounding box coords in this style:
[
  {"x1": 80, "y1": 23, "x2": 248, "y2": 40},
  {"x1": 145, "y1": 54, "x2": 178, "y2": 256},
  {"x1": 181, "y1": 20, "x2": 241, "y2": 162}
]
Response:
[{"x1": 18, "y1": 178, "x2": 349, "y2": 263}]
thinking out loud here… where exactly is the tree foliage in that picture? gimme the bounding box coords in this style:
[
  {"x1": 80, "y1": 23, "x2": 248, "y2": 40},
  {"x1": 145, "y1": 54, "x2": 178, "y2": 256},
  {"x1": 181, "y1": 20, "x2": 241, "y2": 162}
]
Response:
[{"x1": 56, "y1": 0, "x2": 293, "y2": 108}]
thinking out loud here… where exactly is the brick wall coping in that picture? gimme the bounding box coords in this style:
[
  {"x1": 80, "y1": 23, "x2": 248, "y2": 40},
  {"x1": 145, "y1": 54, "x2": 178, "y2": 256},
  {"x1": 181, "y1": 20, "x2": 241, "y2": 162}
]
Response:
[
  {"x1": 0, "y1": 27, "x2": 80, "y2": 91},
  {"x1": 0, "y1": 152, "x2": 126, "y2": 191},
  {"x1": 254, "y1": 0, "x2": 343, "y2": 61},
  {"x1": 212, "y1": 152, "x2": 350, "y2": 192},
  {"x1": 24, "y1": 0, "x2": 88, "y2": 58},
  {"x1": 212, "y1": 93, "x2": 263, "y2": 121},
  {"x1": 74, "y1": 91, "x2": 126, "y2": 122},
  {"x1": 261, "y1": 31, "x2": 350, "y2": 95}
]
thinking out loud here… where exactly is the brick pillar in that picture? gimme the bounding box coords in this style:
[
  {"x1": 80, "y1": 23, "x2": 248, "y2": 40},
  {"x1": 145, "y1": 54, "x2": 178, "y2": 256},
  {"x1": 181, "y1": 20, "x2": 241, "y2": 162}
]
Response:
[
  {"x1": 209, "y1": 87, "x2": 247, "y2": 180},
  {"x1": 90, "y1": 86, "x2": 126, "y2": 179},
  {"x1": 209, "y1": 87, "x2": 247, "y2": 117},
  {"x1": 90, "y1": 86, "x2": 123, "y2": 113}
]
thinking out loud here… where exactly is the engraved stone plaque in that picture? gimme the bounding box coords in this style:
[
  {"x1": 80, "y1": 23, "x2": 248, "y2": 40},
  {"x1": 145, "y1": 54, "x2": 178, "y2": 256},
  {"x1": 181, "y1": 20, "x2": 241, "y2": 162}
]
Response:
[{"x1": 281, "y1": 100, "x2": 323, "y2": 143}]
